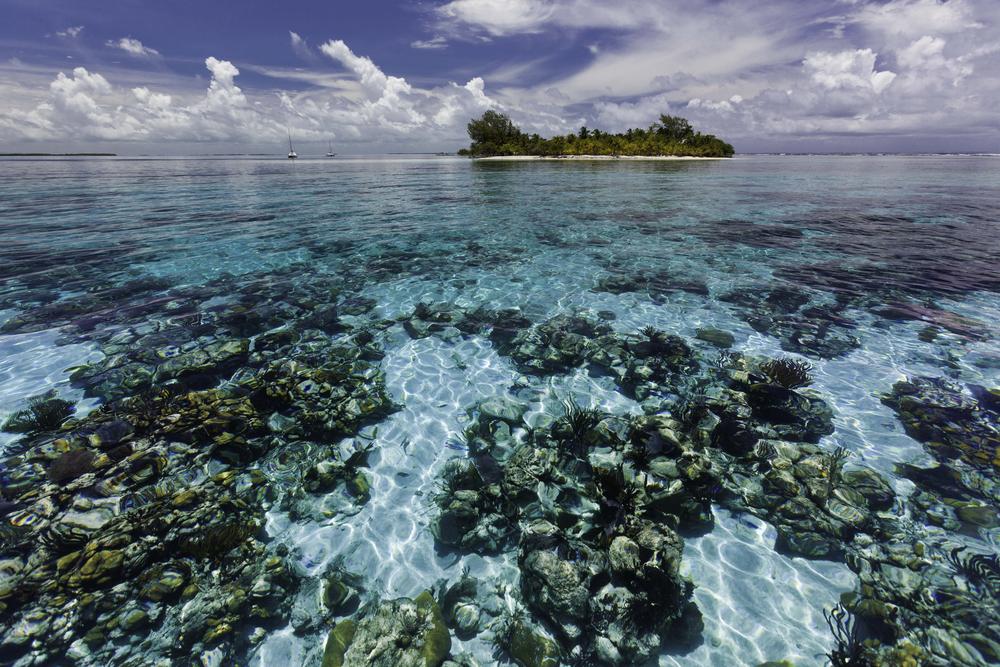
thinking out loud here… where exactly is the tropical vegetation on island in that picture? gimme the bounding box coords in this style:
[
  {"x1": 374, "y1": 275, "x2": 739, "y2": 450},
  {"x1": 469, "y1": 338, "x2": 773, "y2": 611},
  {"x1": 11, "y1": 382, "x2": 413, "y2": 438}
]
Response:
[{"x1": 458, "y1": 110, "x2": 735, "y2": 158}]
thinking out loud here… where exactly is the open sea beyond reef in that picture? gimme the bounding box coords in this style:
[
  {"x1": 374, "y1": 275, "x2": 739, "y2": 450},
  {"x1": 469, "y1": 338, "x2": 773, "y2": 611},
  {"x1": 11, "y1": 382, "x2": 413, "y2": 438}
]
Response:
[{"x1": 0, "y1": 154, "x2": 998, "y2": 667}]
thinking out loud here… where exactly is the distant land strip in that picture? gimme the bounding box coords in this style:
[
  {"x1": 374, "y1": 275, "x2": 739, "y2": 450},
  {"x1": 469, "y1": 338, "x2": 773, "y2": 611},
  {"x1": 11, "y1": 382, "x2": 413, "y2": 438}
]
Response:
[{"x1": 0, "y1": 152, "x2": 117, "y2": 157}]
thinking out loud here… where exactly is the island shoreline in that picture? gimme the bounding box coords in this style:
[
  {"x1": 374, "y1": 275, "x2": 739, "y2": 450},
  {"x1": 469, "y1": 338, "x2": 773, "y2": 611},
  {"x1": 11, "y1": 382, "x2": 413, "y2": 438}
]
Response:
[{"x1": 472, "y1": 154, "x2": 727, "y2": 161}]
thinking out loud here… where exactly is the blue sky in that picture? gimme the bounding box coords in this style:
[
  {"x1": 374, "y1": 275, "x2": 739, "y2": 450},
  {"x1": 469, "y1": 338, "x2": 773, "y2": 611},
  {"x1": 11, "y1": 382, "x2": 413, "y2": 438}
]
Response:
[{"x1": 1, "y1": 0, "x2": 998, "y2": 153}]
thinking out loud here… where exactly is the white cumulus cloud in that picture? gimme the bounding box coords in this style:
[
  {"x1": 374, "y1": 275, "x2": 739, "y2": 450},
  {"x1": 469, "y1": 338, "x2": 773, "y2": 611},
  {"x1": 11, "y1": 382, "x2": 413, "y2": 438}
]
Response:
[
  {"x1": 437, "y1": 0, "x2": 555, "y2": 36},
  {"x1": 855, "y1": 0, "x2": 982, "y2": 39},
  {"x1": 804, "y1": 49, "x2": 897, "y2": 94}
]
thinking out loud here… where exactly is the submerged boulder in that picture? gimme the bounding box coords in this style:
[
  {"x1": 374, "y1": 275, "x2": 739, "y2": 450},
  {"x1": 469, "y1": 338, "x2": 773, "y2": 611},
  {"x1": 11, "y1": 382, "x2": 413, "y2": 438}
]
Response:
[
  {"x1": 882, "y1": 376, "x2": 1000, "y2": 471},
  {"x1": 321, "y1": 591, "x2": 451, "y2": 667}
]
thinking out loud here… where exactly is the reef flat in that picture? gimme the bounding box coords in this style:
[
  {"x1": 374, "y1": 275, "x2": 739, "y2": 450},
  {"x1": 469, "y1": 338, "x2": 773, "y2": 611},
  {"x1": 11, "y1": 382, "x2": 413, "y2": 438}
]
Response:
[{"x1": 0, "y1": 154, "x2": 998, "y2": 667}]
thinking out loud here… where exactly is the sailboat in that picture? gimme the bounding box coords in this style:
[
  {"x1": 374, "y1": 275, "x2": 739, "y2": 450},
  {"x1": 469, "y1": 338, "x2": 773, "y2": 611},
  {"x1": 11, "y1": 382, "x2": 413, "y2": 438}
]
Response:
[
  {"x1": 287, "y1": 131, "x2": 298, "y2": 159},
  {"x1": 326, "y1": 140, "x2": 336, "y2": 158}
]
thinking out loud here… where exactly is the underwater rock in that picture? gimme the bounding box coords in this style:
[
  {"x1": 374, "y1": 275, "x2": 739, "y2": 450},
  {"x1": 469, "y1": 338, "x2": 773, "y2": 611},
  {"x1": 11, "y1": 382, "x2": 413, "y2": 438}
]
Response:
[
  {"x1": 744, "y1": 383, "x2": 834, "y2": 443},
  {"x1": 874, "y1": 301, "x2": 989, "y2": 340},
  {"x1": 429, "y1": 341, "x2": 907, "y2": 662},
  {"x1": 520, "y1": 549, "x2": 589, "y2": 638},
  {"x1": 477, "y1": 396, "x2": 527, "y2": 426},
  {"x1": 153, "y1": 337, "x2": 249, "y2": 382},
  {"x1": 883, "y1": 376, "x2": 1000, "y2": 471},
  {"x1": 507, "y1": 314, "x2": 611, "y2": 375},
  {"x1": 323, "y1": 568, "x2": 362, "y2": 615},
  {"x1": 695, "y1": 327, "x2": 735, "y2": 348},
  {"x1": 722, "y1": 287, "x2": 860, "y2": 359},
  {"x1": 0, "y1": 322, "x2": 395, "y2": 665},
  {"x1": 593, "y1": 269, "x2": 709, "y2": 300},
  {"x1": 432, "y1": 459, "x2": 514, "y2": 553},
  {"x1": 440, "y1": 571, "x2": 483, "y2": 640},
  {"x1": 291, "y1": 564, "x2": 363, "y2": 634},
  {"x1": 321, "y1": 590, "x2": 451, "y2": 667},
  {"x1": 500, "y1": 619, "x2": 561, "y2": 667},
  {"x1": 608, "y1": 536, "x2": 641, "y2": 574},
  {"x1": 431, "y1": 397, "x2": 701, "y2": 664},
  {"x1": 322, "y1": 619, "x2": 357, "y2": 667},
  {"x1": 46, "y1": 449, "x2": 96, "y2": 484}
]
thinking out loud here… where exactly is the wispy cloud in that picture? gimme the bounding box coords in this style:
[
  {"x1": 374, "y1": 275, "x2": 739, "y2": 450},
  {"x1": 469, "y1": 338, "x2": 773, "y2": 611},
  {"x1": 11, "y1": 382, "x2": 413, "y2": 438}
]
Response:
[
  {"x1": 106, "y1": 37, "x2": 160, "y2": 58},
  {"x1": 289, "y1": 31, "x2": 320, "y2": 62},
  {"x1": 55, "y1": 26, "x2": 85, "y2": 39},
  {"x1": 411, "y1": 36, "x2": 449, "y2": 50}
]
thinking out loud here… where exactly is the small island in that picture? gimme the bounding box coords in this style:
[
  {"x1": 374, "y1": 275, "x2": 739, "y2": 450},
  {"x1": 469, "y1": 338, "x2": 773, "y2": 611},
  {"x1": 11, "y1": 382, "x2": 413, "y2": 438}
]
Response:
[{"x1": 458, "y1": 111, "x2": 734, "y2": 159}]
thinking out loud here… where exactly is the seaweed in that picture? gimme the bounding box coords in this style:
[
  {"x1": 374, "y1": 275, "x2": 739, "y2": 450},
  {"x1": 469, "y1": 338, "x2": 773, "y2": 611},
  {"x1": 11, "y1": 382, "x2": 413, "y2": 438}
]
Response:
[
  {"x1": 947, "y1": 546, "x2": 1000, "y2": 590},
  {"x1": 2, "y1": 391, "x2": 75, "y2": 434},
  {"x1": 624, "y1": 440, "x2": 653, "y2": 472},
  {"x1": 639, "y1": 325, "x2": 675, "y2": 355},
  {"x1": 759, "y1": 358, "x2": 814, "y2": 389},
  {"x1": 490, "y1": 588, "x2": 527, "y2": 663},
  {"x1": 555, "y1": 398, "x2": 603, "y2": 458},
  {"x1": 822, "y1": 446, "x2": 851, "y2": 507},
  {"x1": 342, "y1": 439, "x2": 376, "y2": 477},
  {"x1": 824, "y1": 602, "x2": 869, "y2": 667},
  {"x1": 592, "y1": 465, "x2": 643, "y2": 540},
  {"x1": 435, "y1": 459, "x2": 484, "y2": 502}
]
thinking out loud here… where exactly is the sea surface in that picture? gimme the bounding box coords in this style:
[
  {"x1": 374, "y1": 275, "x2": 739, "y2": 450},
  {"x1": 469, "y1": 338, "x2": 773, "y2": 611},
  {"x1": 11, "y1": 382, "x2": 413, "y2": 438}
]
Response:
[{"x1": 0, "y1": 155, "x2": 998, "y2": 667}]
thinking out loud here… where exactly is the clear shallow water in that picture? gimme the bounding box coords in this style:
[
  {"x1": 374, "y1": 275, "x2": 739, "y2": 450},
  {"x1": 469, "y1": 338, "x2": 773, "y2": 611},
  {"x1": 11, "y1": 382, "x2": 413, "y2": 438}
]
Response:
[{"x1": 0, "y1": 155, "x2": 998, "y2": 667}]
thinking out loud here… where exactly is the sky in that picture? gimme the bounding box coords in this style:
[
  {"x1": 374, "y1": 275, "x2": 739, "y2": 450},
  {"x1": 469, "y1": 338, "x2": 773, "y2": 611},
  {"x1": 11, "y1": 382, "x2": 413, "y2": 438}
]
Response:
[{"x1": 1, "y1": 0, "x2": 999, "y2": 154}]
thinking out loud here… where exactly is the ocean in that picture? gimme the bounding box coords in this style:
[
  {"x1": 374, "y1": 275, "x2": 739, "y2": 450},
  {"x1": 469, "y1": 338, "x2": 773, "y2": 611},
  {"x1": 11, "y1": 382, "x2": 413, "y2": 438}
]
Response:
[{"x1": 0, "y1": 154, "x2": 997, "y2": 666}]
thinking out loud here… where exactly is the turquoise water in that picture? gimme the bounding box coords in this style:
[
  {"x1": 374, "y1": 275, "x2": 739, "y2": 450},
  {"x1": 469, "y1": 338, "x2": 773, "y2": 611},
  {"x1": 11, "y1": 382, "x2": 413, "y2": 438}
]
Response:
[{"x1": 0, "y1": 155, "x2": 998, "y2": 666}]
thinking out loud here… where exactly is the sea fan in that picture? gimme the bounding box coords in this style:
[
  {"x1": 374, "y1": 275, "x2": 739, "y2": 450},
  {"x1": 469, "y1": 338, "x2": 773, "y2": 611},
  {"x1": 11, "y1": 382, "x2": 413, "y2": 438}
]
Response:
[{"x1": 759, "y1": 358, "x2": 813, "y2": 389}]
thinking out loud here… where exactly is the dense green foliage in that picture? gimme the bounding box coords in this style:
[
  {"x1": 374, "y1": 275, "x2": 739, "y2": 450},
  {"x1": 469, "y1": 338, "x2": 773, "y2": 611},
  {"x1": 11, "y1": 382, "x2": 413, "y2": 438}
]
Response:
[{"x1": 459, "y1": 111, "x2": 734, "y2": 158}]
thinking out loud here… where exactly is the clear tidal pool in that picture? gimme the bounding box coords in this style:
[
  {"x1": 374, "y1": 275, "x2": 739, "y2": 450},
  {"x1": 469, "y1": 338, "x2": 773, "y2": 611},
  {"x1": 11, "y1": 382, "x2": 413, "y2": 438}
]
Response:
[{"x1": 0, "y1": 155, "x2": 998, "y2": 667}]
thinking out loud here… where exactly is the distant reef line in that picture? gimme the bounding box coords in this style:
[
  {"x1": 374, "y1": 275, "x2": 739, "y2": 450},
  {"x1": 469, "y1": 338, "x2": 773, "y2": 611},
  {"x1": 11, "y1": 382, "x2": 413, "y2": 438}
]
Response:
[
  {"x1": 0, "y1": 152, "x2": 117, "y2": 157},
  {"x1": 459, "y1": 111, "x2": 735, "y2": 158}
]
